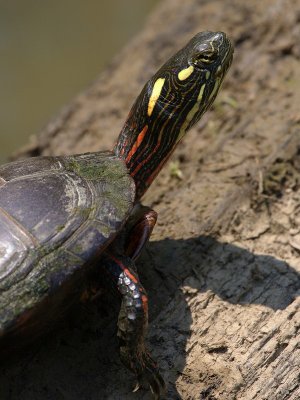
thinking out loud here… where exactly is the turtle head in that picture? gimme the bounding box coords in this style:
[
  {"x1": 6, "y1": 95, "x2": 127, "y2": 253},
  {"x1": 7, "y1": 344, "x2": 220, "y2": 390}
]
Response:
[{"x1": 115, "y1": 31, "x2": 233, "y2": 200}]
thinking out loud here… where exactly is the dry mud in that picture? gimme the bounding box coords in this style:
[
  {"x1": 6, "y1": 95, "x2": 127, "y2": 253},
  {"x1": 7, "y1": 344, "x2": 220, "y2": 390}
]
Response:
[{"x1": 1, "y1": 0, "x2": 300, "y2": 399}]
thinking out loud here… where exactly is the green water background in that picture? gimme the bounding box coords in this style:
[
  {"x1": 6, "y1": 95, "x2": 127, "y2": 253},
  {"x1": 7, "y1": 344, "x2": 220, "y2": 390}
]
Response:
[{"x1": 0, "y1": 0, "x2": 160, "y2": 163}]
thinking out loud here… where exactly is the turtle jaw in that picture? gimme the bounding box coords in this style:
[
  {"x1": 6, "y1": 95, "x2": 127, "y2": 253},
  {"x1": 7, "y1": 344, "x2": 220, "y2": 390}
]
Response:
[{"x1": 115, "y1": 32, "x2": 233, "y2": 200}]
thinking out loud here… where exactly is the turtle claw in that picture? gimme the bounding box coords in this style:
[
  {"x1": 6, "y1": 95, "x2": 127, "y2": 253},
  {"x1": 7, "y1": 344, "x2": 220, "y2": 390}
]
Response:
[
  {"x1": 136, "y1": 355, "x2": 166, "y2": 399},
  {"x1": 137, "y1": 372, "x2": 165, "y2": 400},
  {"x1": 122, "y1": 347, "x2": 166, "y2": 399},
  {"x1": 147, "y1": 370, "x2": 166, "y2": 400},
  {"x1": 132, "y1": 382, "x2": 140, "y2": 393}
]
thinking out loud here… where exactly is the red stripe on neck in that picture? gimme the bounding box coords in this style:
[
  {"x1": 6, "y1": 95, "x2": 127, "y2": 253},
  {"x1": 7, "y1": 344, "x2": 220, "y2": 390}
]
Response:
[{"x1": 125, "y1": 125, "x2": 148, "y2": 164}]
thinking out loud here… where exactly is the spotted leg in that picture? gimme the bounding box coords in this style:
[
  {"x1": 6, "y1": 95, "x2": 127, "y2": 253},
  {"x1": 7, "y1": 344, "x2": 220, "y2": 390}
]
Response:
[{"x1": 102, "y1": 205, "x2": 165, "y2": 399}]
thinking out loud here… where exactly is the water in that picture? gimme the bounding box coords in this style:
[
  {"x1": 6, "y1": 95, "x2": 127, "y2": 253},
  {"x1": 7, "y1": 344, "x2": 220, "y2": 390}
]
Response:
[{"x1": 0, "y1": 0, "x2": 160, "y2": 163}]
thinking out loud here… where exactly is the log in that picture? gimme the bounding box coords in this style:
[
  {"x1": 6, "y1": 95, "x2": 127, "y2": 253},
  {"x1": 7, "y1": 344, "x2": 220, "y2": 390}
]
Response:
[{"x1": 1, "y1": 0, "x2": 300, "y2": 399}]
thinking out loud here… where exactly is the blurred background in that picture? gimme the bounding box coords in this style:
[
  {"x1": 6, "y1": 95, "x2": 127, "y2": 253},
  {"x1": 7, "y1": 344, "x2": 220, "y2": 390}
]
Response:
[{"x1": 0, "y1": 0, "x2": 160, "y2": 164}]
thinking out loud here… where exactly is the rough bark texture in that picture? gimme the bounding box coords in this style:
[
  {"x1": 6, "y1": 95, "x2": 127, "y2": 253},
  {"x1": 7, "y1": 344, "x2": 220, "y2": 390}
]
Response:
[{"x1": 1, "y1": 0, "x2": 300, "y2": 399}]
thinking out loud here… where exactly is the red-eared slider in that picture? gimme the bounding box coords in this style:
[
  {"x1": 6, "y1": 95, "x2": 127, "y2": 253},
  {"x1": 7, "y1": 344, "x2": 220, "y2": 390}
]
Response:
[{"x1": 0, "y1": 32, "x2": 233, "y2": 398}]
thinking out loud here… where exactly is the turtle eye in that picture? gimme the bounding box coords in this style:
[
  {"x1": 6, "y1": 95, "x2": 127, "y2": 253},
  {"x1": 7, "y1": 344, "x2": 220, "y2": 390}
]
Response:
[
  {"x1": 200, "y1": 51, "x2": 215, "y2": 63},
  {"x1": 192, "y1": 50, "x2": 217, "y2": 67}
]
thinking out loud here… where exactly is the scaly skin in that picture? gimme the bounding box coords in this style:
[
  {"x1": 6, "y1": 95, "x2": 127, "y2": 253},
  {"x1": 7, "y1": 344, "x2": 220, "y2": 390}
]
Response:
[
  {"x1": 116, "y1": 31, "x2": 233, "y2": 199},
  {"x1": 109, "y1": 31, "x2": 233, "y2": 398}
]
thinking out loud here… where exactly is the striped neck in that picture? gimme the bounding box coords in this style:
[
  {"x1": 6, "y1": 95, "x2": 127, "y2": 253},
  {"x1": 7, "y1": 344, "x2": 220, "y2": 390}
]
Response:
[
  {"x1": 114, "y1": 31, "x2": 233, "y2": 200},
  {"x1": 114, "y1": 76, "x2": 201, "y2": 200}
]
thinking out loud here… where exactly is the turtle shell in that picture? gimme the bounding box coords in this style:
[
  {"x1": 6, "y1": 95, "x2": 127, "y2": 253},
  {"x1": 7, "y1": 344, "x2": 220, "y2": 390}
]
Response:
[{"x1": 0, "y1": 151, "x2": 135, "y2": 343}]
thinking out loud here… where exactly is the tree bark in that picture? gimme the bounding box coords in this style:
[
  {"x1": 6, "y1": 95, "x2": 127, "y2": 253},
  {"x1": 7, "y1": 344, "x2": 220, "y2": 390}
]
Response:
[{"x1": 2, "y1": 0, "x2": 300, "y2": 399}]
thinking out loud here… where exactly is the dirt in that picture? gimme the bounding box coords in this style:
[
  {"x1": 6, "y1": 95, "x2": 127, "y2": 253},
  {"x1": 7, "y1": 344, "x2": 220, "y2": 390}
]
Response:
[{"x1": 1, "y1": 0, "x2": 300, "y2": 399}]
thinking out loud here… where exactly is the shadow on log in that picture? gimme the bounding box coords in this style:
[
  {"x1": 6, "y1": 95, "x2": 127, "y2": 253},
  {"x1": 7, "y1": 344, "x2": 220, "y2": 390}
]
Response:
[{"x1": 1, "y1": 0, "x2": 300, "y2": 399}]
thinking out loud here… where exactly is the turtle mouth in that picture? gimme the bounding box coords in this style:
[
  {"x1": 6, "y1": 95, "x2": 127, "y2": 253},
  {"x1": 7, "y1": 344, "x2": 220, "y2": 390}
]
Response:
[
  {"x1": 224, "y1": 38, "x2": 234, "y2": 65},
  {"x1": 216, "y1": 47, "x2": 233, "y2": 78}
]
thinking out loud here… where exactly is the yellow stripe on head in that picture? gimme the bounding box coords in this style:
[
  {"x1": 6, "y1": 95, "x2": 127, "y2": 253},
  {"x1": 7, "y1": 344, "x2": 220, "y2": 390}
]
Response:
[
  {"x1": 208, "y1": 77, "x2": 221, "y2": 102},
  {"x1": 197, "y1": 83, "x2": 206, "y2": 101},
  {"x1": 178, "y1": 65, "x2": 194, "y2": 81},
  {"x1": 176, "y1": 84, "x2": 206, "y2": 143},
  {"x1": 148, "y1": 78, "x2": 165, "y2": 117}
]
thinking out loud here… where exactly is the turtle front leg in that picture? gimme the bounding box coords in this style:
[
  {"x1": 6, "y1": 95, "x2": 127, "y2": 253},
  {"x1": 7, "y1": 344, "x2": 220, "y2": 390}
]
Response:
[
  {"x1": 102, "y1": 252, "x2": 165, "y2": 399},
  {"x1": 124, "y1": 204, "x2": 157, "y2": 261},
  {"x1": 102, "y1": 205, "x2": 164, "y2": 398}
]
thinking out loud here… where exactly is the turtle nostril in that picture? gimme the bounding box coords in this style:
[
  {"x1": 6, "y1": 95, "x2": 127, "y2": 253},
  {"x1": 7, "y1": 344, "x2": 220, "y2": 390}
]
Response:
[{"x1": 212, "y1": 31, "x2": 227, "y2": 47}]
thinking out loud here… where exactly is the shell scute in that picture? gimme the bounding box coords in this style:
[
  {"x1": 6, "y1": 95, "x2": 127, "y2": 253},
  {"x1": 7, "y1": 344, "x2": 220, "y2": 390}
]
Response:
[{"x1": 0, "y1": 152, "x2": 135, "y2": 334}]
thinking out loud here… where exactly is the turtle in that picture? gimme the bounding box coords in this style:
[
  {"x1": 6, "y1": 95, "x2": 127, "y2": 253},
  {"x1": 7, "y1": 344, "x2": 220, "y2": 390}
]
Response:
[{"x1": 0, "y1": 31, "x2": 233, "y2": 398}]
